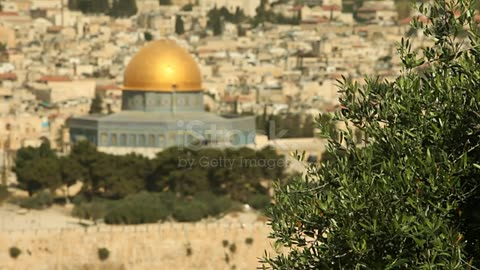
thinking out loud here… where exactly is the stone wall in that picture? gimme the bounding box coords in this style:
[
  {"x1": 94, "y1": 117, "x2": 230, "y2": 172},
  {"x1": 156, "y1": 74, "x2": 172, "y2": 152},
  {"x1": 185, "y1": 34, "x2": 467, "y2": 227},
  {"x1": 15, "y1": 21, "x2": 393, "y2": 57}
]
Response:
[{"x1": 0, "y1": 222, "x2": 277, "y2": 270}]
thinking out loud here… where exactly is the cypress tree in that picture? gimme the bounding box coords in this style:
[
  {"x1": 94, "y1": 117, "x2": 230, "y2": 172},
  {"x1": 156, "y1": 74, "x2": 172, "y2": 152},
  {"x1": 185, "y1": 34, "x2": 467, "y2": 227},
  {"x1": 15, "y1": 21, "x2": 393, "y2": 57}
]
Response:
[
  {"x1": 175, "y1": 15, "x2": 185, "y2": 35},
  {"x1": 89, "y1": 94, "x2": 103, "y2": 114}
]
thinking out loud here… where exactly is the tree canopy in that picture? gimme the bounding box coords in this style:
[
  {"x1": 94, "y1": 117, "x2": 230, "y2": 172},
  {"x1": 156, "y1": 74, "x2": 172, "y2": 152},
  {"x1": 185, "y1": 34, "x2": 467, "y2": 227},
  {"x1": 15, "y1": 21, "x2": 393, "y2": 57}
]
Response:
[
  {"x1": 69, "y1": 0, "x2": 138, "y2": 18},
  {"x1": 14, "y1": 142, "x2": 61, "y2": 196},
  {"x1": 159, "y1": 0, "x2": 172, "y2": 5},
  {"x1": 108, "y1": 0, "x2": 137, "y2": 18},
  {"x1": 68, "y1": 0, "x2": 109, "y2": 14},
  {"x1": 14, "y1": 140, "x2": 286, "y2": 203},
  {"x1": 263, "y1": 0, "x2": 480, "y2": 268}
]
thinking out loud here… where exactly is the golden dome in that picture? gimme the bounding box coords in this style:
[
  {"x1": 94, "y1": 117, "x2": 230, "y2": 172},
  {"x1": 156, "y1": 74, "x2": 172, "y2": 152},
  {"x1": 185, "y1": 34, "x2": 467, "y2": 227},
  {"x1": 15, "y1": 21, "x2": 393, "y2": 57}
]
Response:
[{"x1": 123, "y1": 39, "x2": 202, "y2": 92}]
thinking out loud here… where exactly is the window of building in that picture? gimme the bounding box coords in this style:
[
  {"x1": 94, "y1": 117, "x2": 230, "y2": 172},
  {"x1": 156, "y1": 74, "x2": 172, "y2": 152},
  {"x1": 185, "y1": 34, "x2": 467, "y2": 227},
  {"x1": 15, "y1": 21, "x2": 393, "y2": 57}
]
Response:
[
  {"x1": 229, "y1": 131, "x2": 242, "y2": 145},
  {"x1": 148, "y1": 134, "x2": 156, "y2": 147},
  {"x1": 205, "y1": 130, "x2": 220, "y2": 145},
  {"x1": 120, "y1": 134, "x2": 127, "y2": 146},
  {"x1": 168, "y1": 131, "x2": 176, "y2": 146},
  {"x1": 128, "y1": 134, "x2": 136, "y2": 146},
  {"x1": 111, "y1": 134, "x2": 118, "y2": 145},
  {"x1": 139, "y1": 134, "x2": 146, "y2": 147},
  {"x1": 185, "y1": 131, "x2": 202, "y2": 147},
  {"x1": 100, "y1": 133, "x2": 108, "y2": 145},
  {"x1": 158, "y1": 134, "x2": 165, "y2": 148},
  {"x1": 177, "y1": 131, "x2": 185, "y2": 146}
]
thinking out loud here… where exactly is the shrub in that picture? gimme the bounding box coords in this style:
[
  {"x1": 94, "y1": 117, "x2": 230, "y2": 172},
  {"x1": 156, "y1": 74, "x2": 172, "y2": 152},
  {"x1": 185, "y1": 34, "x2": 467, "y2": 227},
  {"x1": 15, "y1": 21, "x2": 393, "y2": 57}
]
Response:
[
  {"x1": 19, "y1": 191, "x2": 53, "y2": 209},
  {"x1": 172, "y1": 200, "x2": 208, "y2": 222},
  {"x1": 72, "y1": 202, "x2": 106, "y2": 222},
  {"x1": 185, "y1": 243, "x2": 192, "y2": 257},
  {"x1": 104, "y1": 192, "x2": 172, "y2": 224},
  {"x1": 196, "y1": 192, "x2": 233, "y2": 217},
  {"x1": 222, "y1": 239, "x2": 229, "y2": 247},
  {"x1": 229, "y1": 243, "x2": 237, "y2": 253},
  {"x1": 246, "y1": 194, "x2": 270, "y2": 210},
  {"x1": 71, "y1": 194, "x2": 87, "y2": 206},
  {"x1": 245, "y1": 237, "x2": 254, "y2": 245},
  {"x1": 9, "y1": 247, "x2": 21, "y2": 259},
  {"x1": 225, "y1": 253, "x2": 230, "y2": 263},
  {"x1": 98, "y1": 247, "x2": 109, "y2": 261}
]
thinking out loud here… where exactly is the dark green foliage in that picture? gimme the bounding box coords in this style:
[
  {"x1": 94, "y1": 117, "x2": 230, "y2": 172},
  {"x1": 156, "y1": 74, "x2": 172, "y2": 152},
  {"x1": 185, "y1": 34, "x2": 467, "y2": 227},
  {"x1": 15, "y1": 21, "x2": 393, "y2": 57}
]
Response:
[
  {"x1": 109, "y1": 0, "x2": 137, "y2": 18},
  {"x1": 69, "y1": 0, "x2": 139, "y2": 17},
  {"x1": 207, "y1": 8, "x2": 224, "y2": 36},
  {"x1": 246, "y1": 194, "x2": 270, "y2": 210},
  {"x1": 59, "y1": 156, "x2": 86, "y2": 188},
  {"x1": 91, "y1": 153, "x2": 149, "y2": 199},
  {"x1": 14, "y1": 140, "x2": 284, "y2": 223},
  {"x1": 89, "y1": 94, "x2": 103, "y2": 114},
  {"x1": 9, "y1": 247, "x2": 21, "y2": 259},
  {"x1": 181, "y1": 3, "x2": 193, "y2": 11},
  {"x1": 222, "y1": 240, "x2": 229, "y2": 247},
  {"x1": 94, "y1": 191, "x2": 236, "y2": 224},
  {"x1": 195, "y1": 191, "x2": 234, "y2": 216},
  {"x1": 98, "y1": 247, "x2": 109, "y2": 261},
  {"x1": 14, "y1": 142, "x2": 61, "y2": 196},
  {"x1": 68, "y1": 0, "x2": 109, "y2": 14},
  {"x1": 18, "y1": 191, "x2": 54, "y2": 209},
  {"x1": 104, "y1": 192, "x2": 173, "y2": 224},
  {"x1": 148, "y1": 146, "x2": 283, "y2": 201},
  {"x1": 263, "y1": 0, "x2": 480, "y2": 268},
  {"x1": 72, "y1": 201, "x2": 107, "y2": 221},
  {"x1": 0, "y1": 185, "x2": 9, "y2": 203},
  {"x1": 257, "y1": 113, "x2": 316, "y2": 139},
  {"x1": 69, "y1": 142, "x2": 151, "y2": 199},
  {"x1": 225, "y1": 253, "x2": 230, "y2": 263},
  {"x1": 172, "y1": 199, "x2": 209, "y2": 222},
  {"x1": 144, "y1": 31, "x2": 153, "y2": 41},
  {"x1": 71, "y1": 193, "x2": 87, "y2": 205},
  {"x1": 253, "y1": 0, "x2": 299, "y2": 26},
  {"x1": 159, "y1": 0, "x2": 172, "y2": 5},
  {"x1": 175, "y1": 15, "x2": 185, "y2": 35},
  {"x1": 207, "y1": 7, "x2": 246, "y2": 36},
  {"x1": 15, "y1": 157, "x2": 61, "y2": 196}
]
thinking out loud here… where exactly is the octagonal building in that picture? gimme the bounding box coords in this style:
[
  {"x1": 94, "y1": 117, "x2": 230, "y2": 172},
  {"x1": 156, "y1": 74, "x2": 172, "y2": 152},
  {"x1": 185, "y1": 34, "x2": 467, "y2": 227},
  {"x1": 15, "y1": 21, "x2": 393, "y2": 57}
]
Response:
[{"x1": 67, "y1": 40, "x2": 255, "y2": 156}]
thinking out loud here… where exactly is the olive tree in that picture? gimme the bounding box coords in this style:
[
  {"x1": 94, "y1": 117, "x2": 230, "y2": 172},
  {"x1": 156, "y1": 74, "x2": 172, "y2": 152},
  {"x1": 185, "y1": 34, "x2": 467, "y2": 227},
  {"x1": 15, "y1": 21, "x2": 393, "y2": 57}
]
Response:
[{"x1": 263, "y1": 0, "x2": 480, "y2": 268}]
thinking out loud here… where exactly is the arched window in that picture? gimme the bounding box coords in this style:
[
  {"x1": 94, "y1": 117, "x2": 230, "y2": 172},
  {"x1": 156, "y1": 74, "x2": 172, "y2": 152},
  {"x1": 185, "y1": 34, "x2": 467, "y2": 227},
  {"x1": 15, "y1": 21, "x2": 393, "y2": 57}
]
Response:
[
  {"x1": 176, "y1": 131, "x2": 185, "y2": 146},
  {"x1": 168, "y1": 131, "x2": 176, "y2": 146},
  {"x1": 158, "y1": 134, "x2": 165, "y2": 148},
  {"x1": 111, "y1": 134, "x2": 118, "y2": 145},
  {"x1": 148, "y1": 134, "x2": 156, "y2": 147},
  {"x1": 128, "y1": 134, "x2": 136, "y2": 146},
  {"x1": 100, "y1": 133, "x2": 108, "y2": 145},
  {"x1": 119, "y1": 134, "x2": 127, "y2": 146},
  {"x1": 139, "y1": 134, "x2": 146, "y2": 147}
]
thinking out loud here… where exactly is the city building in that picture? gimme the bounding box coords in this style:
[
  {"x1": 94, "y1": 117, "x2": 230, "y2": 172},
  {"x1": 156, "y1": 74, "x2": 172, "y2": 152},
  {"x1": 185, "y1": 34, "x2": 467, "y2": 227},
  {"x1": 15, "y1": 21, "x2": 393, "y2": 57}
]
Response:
[{"x1": 67, "y1": 39, "x2": 256, "y2": 157}]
